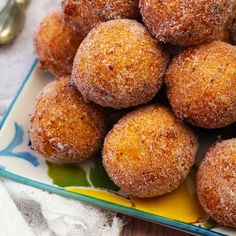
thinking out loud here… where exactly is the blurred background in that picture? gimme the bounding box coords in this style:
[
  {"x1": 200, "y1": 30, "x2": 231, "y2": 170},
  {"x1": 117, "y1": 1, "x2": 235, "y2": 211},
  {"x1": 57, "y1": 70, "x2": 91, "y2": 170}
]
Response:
[{"x1": 0, "y1": 0, "x2": 58, "y2": 118}]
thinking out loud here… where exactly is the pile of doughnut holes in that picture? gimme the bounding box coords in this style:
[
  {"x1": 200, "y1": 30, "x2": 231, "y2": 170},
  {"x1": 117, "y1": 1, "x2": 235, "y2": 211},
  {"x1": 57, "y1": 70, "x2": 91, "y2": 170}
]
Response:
[{"x1": 31, "y1": 0, "x2": 236, "y2": 228}]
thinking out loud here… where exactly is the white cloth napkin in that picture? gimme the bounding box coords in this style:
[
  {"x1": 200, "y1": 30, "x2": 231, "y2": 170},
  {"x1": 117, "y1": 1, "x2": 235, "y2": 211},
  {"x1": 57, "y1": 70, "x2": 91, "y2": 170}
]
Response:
[
  {"x1": 1, "y1": 179, "x2": 123, "y2": 236},
  {"x1": 0, "y1": 1, "x2": 123, "y2": 235}
]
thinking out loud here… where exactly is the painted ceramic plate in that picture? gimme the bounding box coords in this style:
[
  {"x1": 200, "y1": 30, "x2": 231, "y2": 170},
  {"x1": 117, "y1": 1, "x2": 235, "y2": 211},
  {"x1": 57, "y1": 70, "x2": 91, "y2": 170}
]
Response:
[{"x1": 0, "y1": 60, "x2": 235, "y2": 236}]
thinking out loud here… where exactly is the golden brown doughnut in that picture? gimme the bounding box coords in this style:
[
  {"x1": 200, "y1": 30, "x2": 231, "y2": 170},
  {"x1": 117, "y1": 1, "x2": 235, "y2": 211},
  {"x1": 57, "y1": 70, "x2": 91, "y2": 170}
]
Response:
[
  {"x1": 72, "y1": 19, "x2": 169, "y2": 109},
  {"x1": 30, "y1": 76, "x2": 105, "y2": 163},
  {"x1": 197, "y1": 139, "x2": 236, "y2": 228},
  {"x1": 62, "y1": 0, "x2": 140, "y2": 35},
  {"x1": 103, "y1": 105, "x2": 198, "y2": 198},
  {"x1": 34, "y1": 12, "x2": 83, "y2": 76},
  {"x1": 165, "y1": 41, "x2": 236, "y2": 129},
  {"x1": 140, "y1": 0, "x2": 234, "y2": 46}
]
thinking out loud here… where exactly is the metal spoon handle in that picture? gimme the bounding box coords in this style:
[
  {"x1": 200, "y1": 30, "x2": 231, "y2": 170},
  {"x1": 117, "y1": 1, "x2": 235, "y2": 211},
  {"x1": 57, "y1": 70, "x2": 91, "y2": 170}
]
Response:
[
  {"x1": 0, "y1": 0, "x2": 14, "y2": 32},
  {"x1": 0, "y1": 0, "x2": 29, "y2": 45}
]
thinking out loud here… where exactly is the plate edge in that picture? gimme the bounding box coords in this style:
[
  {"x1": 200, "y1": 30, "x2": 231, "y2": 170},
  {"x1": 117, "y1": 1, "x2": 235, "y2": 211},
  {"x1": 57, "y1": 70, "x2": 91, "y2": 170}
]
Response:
[
  {"x1": 0, "y1": 60, "x2": 226, "y2": 236},
  {"x1": 0, "y1": 169, "x2": 225, "y2": 236},
  {"x1": 0, "y1": 59, "x2": 38, "y2": 129}
]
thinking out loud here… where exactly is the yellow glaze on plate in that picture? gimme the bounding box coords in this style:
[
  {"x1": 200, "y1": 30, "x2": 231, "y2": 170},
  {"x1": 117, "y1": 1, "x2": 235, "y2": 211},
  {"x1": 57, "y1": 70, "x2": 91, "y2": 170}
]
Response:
[{"x1": 66, "y1": 171, "x2": 206, "y2": 223}]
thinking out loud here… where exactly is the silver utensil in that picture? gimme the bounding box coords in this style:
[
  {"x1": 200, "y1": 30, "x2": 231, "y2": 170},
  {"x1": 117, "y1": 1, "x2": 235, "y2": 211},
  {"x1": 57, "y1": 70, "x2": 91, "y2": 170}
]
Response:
[{"x1": 0, "y1": 0, "x2": 29, "y2": 45}]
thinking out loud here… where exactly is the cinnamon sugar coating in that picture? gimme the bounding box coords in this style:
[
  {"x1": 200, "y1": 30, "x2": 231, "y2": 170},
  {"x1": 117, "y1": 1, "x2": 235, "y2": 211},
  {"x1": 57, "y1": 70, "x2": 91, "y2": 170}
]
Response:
[
  {"x1": 62, "y1": 0, "x2": 140, "y2": 36},
  {"x1": 140, "y1": 0, "x2": 234, "y2": 46},
  {"x1": 72, "y1": 19, "x2": 169, "y2": 109},
  {"x1": 103, "y1": 105, "x2": 198, "y2": 198},
  {"x1": 34, "y1": 12, "x2": 84, "y2": 76},
  {"x1": 30, "y1": 76, "x2": 106, "y2": 163},
  {"x1": 197, "y1": 139, "x2": 236, "y2": 228},
  {"x1": 165, "y1": 41, "x2": 236, "y2": 129}
]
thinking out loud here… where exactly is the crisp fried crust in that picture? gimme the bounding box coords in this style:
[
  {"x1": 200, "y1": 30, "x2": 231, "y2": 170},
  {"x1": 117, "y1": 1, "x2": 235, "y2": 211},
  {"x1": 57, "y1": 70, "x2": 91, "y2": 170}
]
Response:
[
  {"x1": 197, "y1": 139, "x2": 236, "y2": 228},
  {"x1": 62, "y1": 0, "x2": 140, "y2": 35},
  {"x1": 103, "y1": 105, "x2": 198, "y2": 198},
  {"x1": 140, "y1": 0, "x2": 234, "y2": 46},
  {"x1": 165, "y1": 41, "x2": 236, "y2": 129},
  {"x1": 30, "y1": 76, "x2": 106, "y2": 163},
  {"x1": 34, "y1": 12, "x2": 83, "y2": 76},
  {"x1": 72, "y1": 19, "x2": 169, "y2": 109}
]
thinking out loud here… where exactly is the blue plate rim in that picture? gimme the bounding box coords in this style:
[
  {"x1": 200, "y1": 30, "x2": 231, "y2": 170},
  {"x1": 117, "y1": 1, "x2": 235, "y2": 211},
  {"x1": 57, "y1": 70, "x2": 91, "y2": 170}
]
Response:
[
  {"x1": 0, "y1": 59, "x2": 38, "y2": 129},
  {"x1": 0, "y1": 59, "x2": 226, "y2": 236}
]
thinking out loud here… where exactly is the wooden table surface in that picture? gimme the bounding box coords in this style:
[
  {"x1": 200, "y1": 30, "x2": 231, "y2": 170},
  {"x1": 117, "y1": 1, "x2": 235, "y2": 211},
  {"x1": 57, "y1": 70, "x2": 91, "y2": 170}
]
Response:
[{"x1": 121, "y1": 217, "x2": 192, "y2": 236}]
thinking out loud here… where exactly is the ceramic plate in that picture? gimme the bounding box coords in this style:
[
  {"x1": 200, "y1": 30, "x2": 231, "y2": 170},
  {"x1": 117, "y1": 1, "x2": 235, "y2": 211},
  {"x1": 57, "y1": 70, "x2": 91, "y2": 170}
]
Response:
[{"x1": 0, "y1": 60, "x2": 235, "y2": 236}]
